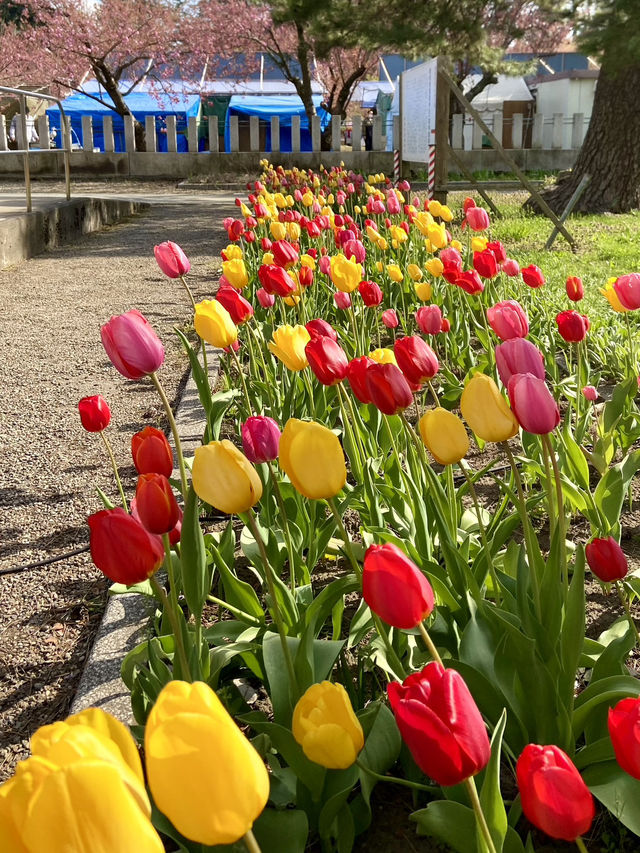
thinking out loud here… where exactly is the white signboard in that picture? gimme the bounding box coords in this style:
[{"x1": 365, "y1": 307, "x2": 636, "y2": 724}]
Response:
[{"x1": 401, "y1": 59, "x2": 437, "y2": 163}]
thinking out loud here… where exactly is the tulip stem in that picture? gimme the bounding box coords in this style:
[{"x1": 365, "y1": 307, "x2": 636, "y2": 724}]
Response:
[
  {"x1": 100, "y1": 431, "x2": 128, "y2": 512},
  {"x1": 625, "y1": 311, "x2": 636, "y2": 375},
  {"x1": 302, "y1": 368, "x2": 317, "y2": 419},
  {"x1": 480, "y1": 304, "x2": 496, "y2": 378},
  {"x1": 336, "y1": 383, "x2": 364, "y2": 481},
  {"x1": 427, "y1": 380, "x2": 440, "y2": 407},
  {"x1": 206, "y1": 593, "x2": 262, "y2": 625},
  {"x1": 178, "y1": 274, "x2": 197, "y2": 312},
  {"x1": 327, "y1": 497, "x2": 362, "y2": 583},
  {"x1": 243, "y1": 829, "x2": 263, "y2": 853},
  {"x1": 458, "y1": 461, "x2": 501, "y2": 606},
  {"x1": 200, "y1": 336, "x2": 209, "y2": 380},
  {"x1": 575, "y1": 838, "x2": 589, "y2": 853},
  {"x1": 502, "y1": 442, "x2": 542, "y2": 620},
  {"x1": 616, "y1": 581, "x2": 640, "y2": 648},
  {"x1": 267, "y1": 460, "x2": 302, "y2": 591},
  {"x1": 465, "y1": 776, "x2": 497, "y2": 853},
  {"x1": 575, "y1": 340, "x2": 581, "y2": 432},
  {"x1": 230, "y1": 347, "x2": 253, "y2": 415},
  {"x1": 418, "y1": 621, "x2": 443, "y2": 666},
  {"x1": 542, "y1": 434, "x2": 568, "y2": 598},
  {"x1": 246, "y1": 508, "x2": 300, "y2": 699},
  {"x1": 150, "y1": 570, "x2": 191, "y2": 680},
  {"x1": 150, "y1": 372, "x2": 189, "y2": 499},
  {"x1": 355, "y1": 758, "x2": 438, "y2": 795}
]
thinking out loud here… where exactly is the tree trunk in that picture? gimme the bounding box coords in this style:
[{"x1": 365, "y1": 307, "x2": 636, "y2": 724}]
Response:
[
  {"x1": 92, "y1": 62, "x2": 146, "y2": 151},
  {"x1": 526, "y1": 56, "x2": 640, "y2": 214}
]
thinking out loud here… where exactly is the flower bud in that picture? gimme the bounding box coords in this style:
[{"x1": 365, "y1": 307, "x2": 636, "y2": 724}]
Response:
[
  {"x1": 135, "y1": 473, "x2": 180, "y2": 535},
  {"x1": 279, "y1": 419, "x2": 346, "y2": 499},
  {"x1": 460, "y1": 374, "x2": 519, "y2": 443},
  {"x1": 154, "y1": 241, "x2": 190, "y2": 278},
  {"x1": 507, "y1": 373, "x2": 560, "y2": 435},
  {"x1": 585, "y1": 536, "x2": 628, "y2": 582},
  {"x1": 363, "y1": 542, "x2": 434, "y2": 629},
  {"x1": 192, "y1": 441, "x2": 262, "y2": 514},
  {"x1": 88, "y1": 508, "x2": 165, "y2": 584},
  {"x1": 101, "y1": 311, "x2": 165, "y2": 380},
  {"x1": 241, "y1": 416, "x2": 281, "y2": 464},
  {"x1": 419, "y1": 408, "x2": 469, "y2": 465},
  {"x1": 78, "y1": 395, "x2": 111, "y2": 432},
  {"x1": 293, "y1": 682, "x2": 364, "y2": 769},
  {"x1": 132, "y1": 426, "x2": 173, "y2": 477}
]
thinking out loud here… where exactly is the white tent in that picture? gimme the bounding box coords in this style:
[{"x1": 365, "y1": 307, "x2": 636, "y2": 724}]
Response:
[{"x1": 463, "y1": 74, "x2": 533, "y2": 111}]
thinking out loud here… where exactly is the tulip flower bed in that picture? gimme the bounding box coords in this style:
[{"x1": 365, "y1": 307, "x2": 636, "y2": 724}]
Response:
[{"x1": 5, "y1": 163, "x2": 640, "y2": 853}]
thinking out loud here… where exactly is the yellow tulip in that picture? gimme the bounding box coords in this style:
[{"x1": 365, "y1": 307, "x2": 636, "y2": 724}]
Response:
[
  {"x1": 300, "y1": 253, "x2": 316, "y2": 270},
  {"x1": 279, "y1": 419, "x2": 346, "y2": 500},
  {"x1": 286, "y1": 221, "x2": 301, "y2": 241},
  {"x1": 221, "y1": 258, "x2": 248, "y2": 290},
  {"x1": 262, "y1": 251, "x2": 275, "y2": 265},
  {"x1": 428, "y1": 200, "x2": 442, "y2": 217},
  {"x1": 192, "y1": 440, "x2": 262, "y2": 514},
  {"x1": 293, "y1": 682, "x2": 364, "y2": 769},
  {"x1": 450, "y1": 239, "x2": 463, "y2": 252},
  {"x1": 601, "y1": 277, "x2": 629, "y2": 312},
  {"x1": 439, "y1": 205, "x2": 454, "y2": 222},
  {"x1": 268, "y1": 324, "x2": 310, "y2": 370},
  {"x1": 302, "y1": 191, "x2": 314, "y2": 206},
  {"x1": 194, "y1": 300, "x2": 238, "y2": 349},
  {"x1": 274, "y1": 192, "x2": 287, "y2": 208},
  {"x1": 471, "y1": 236, "x2": 488, "y2": 252},
  {"x1": 330, "y1": 254, "x2": 362, "y2": 293},
  {"x1": 327, "y1": 192, "x2": 335, "y2": 204},
  {"x1": 354, "y1": 204, "x2": 361, "y2": 214},
  {"x1": 424, "y1": 239, "x2": 434, "y2": 253},
  {"x1": 145, "y1": 681, "x2": 269, "y2": 846},
  {"x1": 270, "y1": 221, "x2": 286, "y2": 241},
  {"x1": 223, "y1": 244, "x2": 243, "y2": 260},
  {"x1": 375, "y1": 260, "x2": 384, "y2": 273},
  {"x1": 407, "y1": 263, "x2": 423, "y2": 282},
  {"x1": 414, "y1": 211, "x2": 434, "y2": 236},
  {"x1": 369, "y1": 347, "x2": 397, "y2": 365},
  {"x1": 426, "y1": 223, "x2": 448, "y2": 249},
  {"x1": 240, "y1": 203, "x2": 251, "y2": 218},
  {"x1": 419, "y1": 408, "x2": 469, "y2": 465},
  {"x1": 386, "y1": 264, "x2": 403, "y2": 283},
  {"x1": 389, "y1": 225, "x2": 408, "y2": 244},
  {"x1": 414, "y1": 280, "x2": 433, "y2": 301},
  {"x1": 460, "y1": 374, "x2": 519, "y2": 443},
  {"x1": 377, "y1": 237, "x2": 389, "y2": 251},
  {"x1": 425, "y1": 257, "x2": 444, "y2": 277}
]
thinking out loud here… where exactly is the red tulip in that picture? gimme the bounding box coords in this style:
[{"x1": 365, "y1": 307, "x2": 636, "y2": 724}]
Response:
[
  {"x1": 258, "y1": 264, "x2": 296, "y2": 297},
  {"x1": 582, "y1": 385, "x2": 598, "y2": 401},
  {"x1": 227, "y1": 219, "x2": 245, "y2": 241},
  {"x1": 609, "y1": 697, "x2": 640, "y2": 779},
  {"x1": 394, "y1": 336, "x2": 439, "y2": 385},
  {"x1": 272, "y1": 240, "x2": 299, "y2": 269},
  {"x1": 298, "y1": 265, "x2": 314, "y2": 287},
  {"x1": 516, "y1": 744, "x2": 594, "y2": 842},
  {"x1": 260, "y1": 237, "x2": 272, "y2": 251},
  {"x1": 132, "y1": 426, "x2": 173, "y2": 477},
  {"x1": 135, "y1": 473, "x2": 180, "y2": 535},
  {"x1": 473, "y1": 249, "x2": 499, "y2": 279},
  {"x1": 358, "y1": 280, "x2": 383, "y2": 307},
  {"x1": 88, "y1": 507, "x2": 165, "y2": 584},
  {"x1": 100, "y1": 310, "x2": 165, "y2": 380},
  {"x1": 521, "y1": 264, "x2": 545, "y2": 288},
  {"x1": 456, "y1": 271, "x2": 484, "y2": 295},
  {"x1": 78, "y1": 395, "x2": 111, "y2": 432},
  {"x1": 486, "y1": 240, "x2": 506, "y2": 263},
  {"x1": 508, "y1": 373, "x2": 560, "y2": 434},
  {"x1": 440, "y1": 247, "x2": 462, "y2": 268},
  {"x1": 257, "y1": 288, "x2": 275, "y2": 308},
  {"x1": 366, "y1": 363, "x2": 414, "y2": 415},
  {"x1": 416, "y1": 305, "x2": 443, "y2": 336},
  {"x1": 346, "y1": 356, "x2": 375, "y2": 404},
  {"x1": 613, "y1": 273, "x2": 640, "y2": 310},
  {"x1": 487, "y1": 300, "x2": 529, "y2": 341},
  {"x1": 343, "y1": 239, "x2": 366, "y2": 265},
  {"x1": 463, "y1": 197, "x2": 476, "y2": 214},
  {"x1": 363, "y1": 543, "x2": 434, "y2": 629},
  {"x1": 556, "y1": 310, "x2": 590, "y2": 342},
  {"x1": 388, "y1": 662, "x2": 491, "y2": 786},
  {"x1": 305, "y1": 337, "x2": 349, "y2": 386},
  {"x1": 306, "y1": 318, "x2": 338, "y2": 341},
  {"x1": 566, "y1": 276, "x2": 584, "y2": 302},
  {"x1": 334, "y1": 291, "x2": 352, "y2": 310},
  {"x1": 215, "y1": 286, "x2": 254, "y2": 325},
  {"x1": 382, "y1": 309, "x2": 399, "y2": 329},
  {"x1": 465, "y1": 207, "x2": 490, "y2": 231},
  {"x1": 242, "y1": 415, "x2": 281, "y2": 463},
  {"x1": 585, "y1": 536, "x2": 628, "y2": 582},
  {"x1": 154, "y1": 241, "x2": 190, "y2": 278},
  {"x1": 440, "y1": 318, "x2": 451, "y2": 333},
  {"x1": 501, "y1": 258, "x2": 520, "y2": 277},
  {"x1": 495, "y1": 338, "x2": 545, "y2": 386},
  {"x1": 130, "y1": 495, "x2": 182, "y2": 546}
]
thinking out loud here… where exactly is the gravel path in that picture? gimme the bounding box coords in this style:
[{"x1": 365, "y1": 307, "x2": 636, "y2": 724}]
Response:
[{"x1": 0, "y1": 185, "x2": 236, "y2": 780}]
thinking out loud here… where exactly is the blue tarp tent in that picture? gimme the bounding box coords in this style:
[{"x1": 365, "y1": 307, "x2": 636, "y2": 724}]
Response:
[
  {"x1": 224, "y1": 94, "x2": 329, "y2": 152},
  {"x1": 46, "y1": 86, "x2": 200, "y2": 152}
]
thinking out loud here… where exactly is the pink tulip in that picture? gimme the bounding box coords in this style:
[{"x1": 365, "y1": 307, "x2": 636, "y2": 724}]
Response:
[
  {"x1": 382, "y1": 309, "x2": 399, "y2": 329},
  {"x1": 319, "y1": 255, "x2": 332, "y2": 275},
  {"x1": 495, "y1": 338, "x2": 545, "y2": 386},
  {"x1": 508, "y1": 374, "x2": 560, "y2": 434},
  {"x1": 501, "y1": 258, "x2": 520, "y2": 277},
  {"x1": 416, "y1": 305, "x2": 443, "y2": 335},
  {"x1": 257, "y1": 288, "x2": 275, "y2": 308},
  {"x1": 343, "y1": 239, "x2": 366, "y2": 264},
  {"x1": 242, "y1": 416, "x2": 281, "y2": 463},
  {"x1": 101, "y1": 310, "x2": 165, "y2": 380},
  {"x1": 582, "y1": 385, "x2": 598, "y2": 401},
  {"x1": 154, "y1": 241, "x2": 190, "y2": 278},
  {"x1": 334, "y1": 291, "x2": 352, "y2": 310},
  {"x1": 465, "y1": 207, "x2": 490, "y2": 231},
  {"x1": 613, "y1": 273, "x2": 640, "y2": 310},
  {"x1": 487, "y1": 300, "x2": 529, "y2": 341},
  {"x1": 386, "y1": 191, "x2": 401, "y2": 215}
]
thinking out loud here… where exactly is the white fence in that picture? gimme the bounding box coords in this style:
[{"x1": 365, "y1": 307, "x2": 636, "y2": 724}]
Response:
[{"x1": 451, "y1": 111, "x2": 590, "y2": 151}]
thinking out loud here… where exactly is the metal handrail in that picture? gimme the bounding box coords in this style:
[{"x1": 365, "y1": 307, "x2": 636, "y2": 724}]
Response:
[{"x1": 0, "y1": 85, "x2": 71, "y2": 212}]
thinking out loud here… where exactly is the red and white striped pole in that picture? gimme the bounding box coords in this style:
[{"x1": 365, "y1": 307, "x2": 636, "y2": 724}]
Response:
[
  {"x1": 393, "y1": 148, "x2": 400, "y2": 184},
  {"x1": 428, "y1": 145, "x2": 436, "y2": 198}
]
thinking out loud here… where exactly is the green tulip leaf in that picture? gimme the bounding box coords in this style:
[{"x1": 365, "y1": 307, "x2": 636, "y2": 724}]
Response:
[
  {"x1": 583, "y1": 760, "x2": 640, "y2": 838},
  {"x1": 252, "y1": 808, "x2": 309, "y2": 853},
  {"x1": 180, "y1": 486, "x2": 209, "y2": 620},
  {"x1": 479, "y1": 709, "x2": 509, "y2": 853}
]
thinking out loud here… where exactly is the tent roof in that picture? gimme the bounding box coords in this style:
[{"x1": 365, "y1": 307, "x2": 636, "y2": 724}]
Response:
[
  {"x1": 227, "y1": 93, "x2": 323, "y2": 117},
  {"x1": 353, "y1": 80, "x2": 395, "y2": 108},
  {"x1": 464, "y1": 74, "x2": 533, "y2": 108},
  {"x1": 203, "y1": 79, "x2": 322, "y2": 96},
  {"x1": 48, "y1": 85, "x2": 200, "y2": 116}
]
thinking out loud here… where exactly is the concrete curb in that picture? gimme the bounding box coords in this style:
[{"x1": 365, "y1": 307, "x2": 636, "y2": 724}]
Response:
[
  {"x1": 0, "y1": 196, "x2": 150, "y2": 269},
  {"x1": 72, "y1": 352, "x2": 218, "y2": 721}
]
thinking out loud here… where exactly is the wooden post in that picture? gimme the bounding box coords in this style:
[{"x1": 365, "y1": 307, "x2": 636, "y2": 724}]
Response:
[
  {"x1": 81, "y1": 115, "x2": 93, "y2": 151},
  {"x1": 145, "y1": 116, "x2": 156, "y2": 153},
  {"x1": 229, "y1": 115, "x2": 239, "y2": 152},
  {"x1": 545, "y1": 174, "x2": 590, "y2": 249},
  {"x1": 291, "y1": 115, "x2": 301, "y2": 153},
  {"x1": 471, "y1": 119, "x2": 483, "y2": 150},
  {"x1": 331, "y1": 114, "x2": 341, "y2": 151},
  {"x1": 552, "y1": 113, "x2": 564, "y2": 149},
  {"x1": 103, "y1": 116, "x2": 114, "y2": 153},
  {"x1": 434, "y1": 59, "x2": 450, "y2": 202},
  {"x1": 249, "y1": 115, "x2": 259, "y2": 151},
  {"x1": 352, "y1": 115, "x2": 362, "y2": 151},
  {"x1": 492, "y1": 113, "x2": 503, "y2": 148},
  {"x1": 512, "y1": 113, "x2": 523, "y2": 149},
  {"x1": 270, "y1": 116, "x2": 280, "y2": 152},
  {"x1": 311, "y1": 116, "x2": 321, "y2": 152},
  {"x1": 165, "y1": 115, "x2": 178, "y2": 153},
  {"x1": 531, "y1": 114, "x2": 544, "y2": 149},
  {"x1": 571, "y1": 113, "x2": 584, "y2": 149},
  {"x1": 208, "y1": 116, "x2": 219, "y2": 152},
  {"x1": 451, "y1": 114, "x2": 464, "y2": 149},
  {"x1": 187, "y1": 116, "x2": 198, "y2": 152},
  {"x1": 62, "y1": 116, "x2": 72, "y2": 153},
  {"x1": 36, "y1": 115, "x2": 50, "y2": 150},
  {"x1": 123, "y1": 114, "x2": 136, "y2": 152}
]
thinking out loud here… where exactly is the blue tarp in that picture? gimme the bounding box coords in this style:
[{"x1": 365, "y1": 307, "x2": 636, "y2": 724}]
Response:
[
  {"x1": 46, "y1": 87, "x2": 200, "y2": 152},
  {"x1": 224, "y1": 94, "x2": 330, "y2": 152}
]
